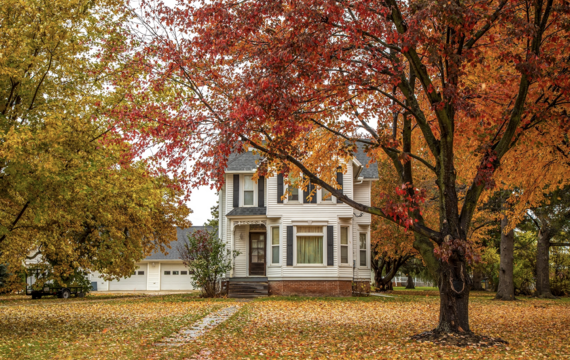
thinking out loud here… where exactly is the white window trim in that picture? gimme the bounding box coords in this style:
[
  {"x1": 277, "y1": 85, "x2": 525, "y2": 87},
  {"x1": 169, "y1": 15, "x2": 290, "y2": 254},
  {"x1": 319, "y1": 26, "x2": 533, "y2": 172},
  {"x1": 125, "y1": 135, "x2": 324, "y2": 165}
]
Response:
[
  {"x1": 293, "y1": 225, "x2": 327, "y2": 266},
  {"x1": 241, "y1": 174, "x2": 256, "y2": 207},
  {"x1": 358, "y1": 232, "x2": 369, "y2": 269},
  {"x1": 269, "y1": 225, "x2": 281, "y2": 266},
  {"x1": 339, "y1": 225, "x2": 351, "y2": 266}
]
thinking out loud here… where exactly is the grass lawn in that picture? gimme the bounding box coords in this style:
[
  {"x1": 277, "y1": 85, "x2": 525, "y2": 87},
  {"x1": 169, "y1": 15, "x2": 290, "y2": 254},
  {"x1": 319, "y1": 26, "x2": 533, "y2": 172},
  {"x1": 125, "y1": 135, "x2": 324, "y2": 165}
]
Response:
[{"x1": 0, "y1": 293, "x2": 569, "y2": 359}]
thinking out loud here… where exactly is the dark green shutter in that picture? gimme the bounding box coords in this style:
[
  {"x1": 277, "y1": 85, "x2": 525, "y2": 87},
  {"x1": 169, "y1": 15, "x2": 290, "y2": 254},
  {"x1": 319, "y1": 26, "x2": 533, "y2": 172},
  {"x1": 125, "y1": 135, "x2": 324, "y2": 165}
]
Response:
[
  {"x1": 277, "y1": 174, "x2": 284, "y2": 203},
  {"x1": 286, "y1": 226, "x2": 293, "y2": 266},
  {"x1": 233, "y1": 174, "x2": 239, "y2": 208},
  {"x1": 327, "y1": 225, "x2": 334, "y2": 266},
  {"x1": 336, "y1": 167, "x2": 343, "y2": 203},
  {"x1": 258, "y1": 176, "x2": 265, "y2": 207}
]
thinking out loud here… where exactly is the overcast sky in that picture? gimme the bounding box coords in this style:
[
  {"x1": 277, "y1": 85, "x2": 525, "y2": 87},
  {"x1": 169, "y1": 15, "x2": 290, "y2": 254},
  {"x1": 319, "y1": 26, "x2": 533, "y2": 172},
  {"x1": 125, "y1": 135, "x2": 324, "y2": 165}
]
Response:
[{"x1": 187, "y1": 186, "x2": 218, "y2": 227}]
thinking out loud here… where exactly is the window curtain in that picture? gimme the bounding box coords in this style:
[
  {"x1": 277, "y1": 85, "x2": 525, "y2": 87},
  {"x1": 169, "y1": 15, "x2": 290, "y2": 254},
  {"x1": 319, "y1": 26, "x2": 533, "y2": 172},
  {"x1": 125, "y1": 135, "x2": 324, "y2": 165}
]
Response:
[{"x1": 297, "y1": 236, "x2": 323, "y2": 264}]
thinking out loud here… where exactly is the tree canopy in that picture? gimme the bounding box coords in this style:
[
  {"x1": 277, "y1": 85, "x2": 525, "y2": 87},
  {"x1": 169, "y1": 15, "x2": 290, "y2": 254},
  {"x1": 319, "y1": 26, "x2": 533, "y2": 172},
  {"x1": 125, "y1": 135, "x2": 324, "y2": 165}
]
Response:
[{"x1": 117, "y1": 0, "x2": 570, "y2": 336}]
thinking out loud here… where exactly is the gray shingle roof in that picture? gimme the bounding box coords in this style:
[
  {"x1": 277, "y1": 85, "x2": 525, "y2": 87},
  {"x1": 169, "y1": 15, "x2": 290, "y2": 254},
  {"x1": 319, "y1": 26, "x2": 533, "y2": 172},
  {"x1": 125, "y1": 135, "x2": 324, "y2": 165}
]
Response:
[
  {"x1": 145, "y1": 226, "x2": 212, "y2": 260},
  {"x1": 225, "y1": 143, "x2": 378, "y2": 179},
  {"x1": 354, "y1": 143, "x2": 379, "y2": 179},
  {"x1": 226, "y1": 207, "x2": 267, "y2": 217},
  {"x1": 226, "y1": 152, "x2": 262, "y2": 172}
]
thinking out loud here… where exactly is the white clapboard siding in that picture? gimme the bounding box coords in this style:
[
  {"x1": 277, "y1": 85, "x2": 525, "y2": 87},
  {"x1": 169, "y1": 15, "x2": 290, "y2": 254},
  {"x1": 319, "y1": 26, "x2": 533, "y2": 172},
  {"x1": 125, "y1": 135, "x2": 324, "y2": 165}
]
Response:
[{"x1": 233, "y1": 225, "x2": 248, "y2": 277}]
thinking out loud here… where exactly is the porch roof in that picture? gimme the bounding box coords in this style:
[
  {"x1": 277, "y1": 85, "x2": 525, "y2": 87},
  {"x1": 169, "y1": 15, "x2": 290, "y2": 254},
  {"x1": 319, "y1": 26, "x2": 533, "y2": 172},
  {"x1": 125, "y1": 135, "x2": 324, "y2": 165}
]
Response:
[{"x1": 226, "y1": 207, "x2": 267, "y2": 217}]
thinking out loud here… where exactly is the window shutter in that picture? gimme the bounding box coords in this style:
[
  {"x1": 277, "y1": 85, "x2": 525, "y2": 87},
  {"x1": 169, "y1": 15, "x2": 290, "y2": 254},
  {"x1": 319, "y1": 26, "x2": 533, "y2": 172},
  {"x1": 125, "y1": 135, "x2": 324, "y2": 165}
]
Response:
[
  {"x1": 277, "y1": 174, "x2": 284, "y2": 203},
  {"x1": 258, "y1": 176, "x2": 265, "y2": 207},
  {"x1": 233, "y1": 174, "x2": 240, "y2": 208},
  {"x1": 327, "y1": 225, "x2": 334, "y2": 266},
  {"x1": 336, "y1": 167, "x2": 343, "y2": 204},
  {"x1": 286, "y1": 226, "x2": 293, "y2": 266}
]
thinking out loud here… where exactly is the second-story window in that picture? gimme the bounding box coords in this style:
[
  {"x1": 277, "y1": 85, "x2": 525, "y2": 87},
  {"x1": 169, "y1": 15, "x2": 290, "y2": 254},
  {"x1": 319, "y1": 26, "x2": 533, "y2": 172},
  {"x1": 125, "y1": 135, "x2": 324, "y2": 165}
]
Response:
[
  {"x1": 322, "y1": 187, "x2": 332, "y2": 202},
  {"x1": 288, "y1": 176, "x2": 299, "y2": 201},
  {"x1": 244, "y1": 175, "x2": 254, "y2": 206}
]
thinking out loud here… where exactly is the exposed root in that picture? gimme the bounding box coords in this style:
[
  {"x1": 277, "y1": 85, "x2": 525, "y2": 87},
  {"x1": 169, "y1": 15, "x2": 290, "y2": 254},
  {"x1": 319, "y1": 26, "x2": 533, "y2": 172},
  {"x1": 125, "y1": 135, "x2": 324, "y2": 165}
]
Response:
[{"x1": 410, "y1": 330, "x2": 508, "y2": 348}]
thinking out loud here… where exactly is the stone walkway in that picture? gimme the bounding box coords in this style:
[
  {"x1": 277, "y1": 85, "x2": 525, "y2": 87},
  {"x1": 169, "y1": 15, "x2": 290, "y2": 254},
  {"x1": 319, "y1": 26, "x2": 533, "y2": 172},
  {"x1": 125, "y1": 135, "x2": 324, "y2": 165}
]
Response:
[{"x1": 155, "y1": 305, "x2": 240, "y2": 347}]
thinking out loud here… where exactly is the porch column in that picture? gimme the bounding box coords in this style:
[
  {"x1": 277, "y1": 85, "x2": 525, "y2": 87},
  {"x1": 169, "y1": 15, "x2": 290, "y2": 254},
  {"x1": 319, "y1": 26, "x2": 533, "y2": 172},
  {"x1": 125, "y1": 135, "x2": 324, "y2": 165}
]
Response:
[{"x1": 230, "y1": 220, "x2": 235, "y2": 278}]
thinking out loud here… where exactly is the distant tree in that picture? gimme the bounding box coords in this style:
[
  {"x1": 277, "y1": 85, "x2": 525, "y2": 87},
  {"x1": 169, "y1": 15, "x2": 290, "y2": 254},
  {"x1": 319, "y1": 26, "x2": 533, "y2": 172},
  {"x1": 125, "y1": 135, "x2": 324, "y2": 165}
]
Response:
[
  {"x1": 524, "y1": 186, "x2": 570, "y2": 298},
  {"x1": 204, "y1": 201, "x2": 220, "y2": 229},
  {"x1": 178, "y1": 229, "x2": 239, "y2": 297}
]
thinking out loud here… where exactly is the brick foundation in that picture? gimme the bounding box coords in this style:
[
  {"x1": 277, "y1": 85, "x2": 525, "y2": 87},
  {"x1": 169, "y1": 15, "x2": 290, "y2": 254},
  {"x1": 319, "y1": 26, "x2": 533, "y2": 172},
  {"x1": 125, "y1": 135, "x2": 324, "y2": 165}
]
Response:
[
  {"x1": 269, "y1": 280, "x2": 352, "y2": 297},
  {"x1": 352, "y1": 280, "x2": 371, "y2": 296}
]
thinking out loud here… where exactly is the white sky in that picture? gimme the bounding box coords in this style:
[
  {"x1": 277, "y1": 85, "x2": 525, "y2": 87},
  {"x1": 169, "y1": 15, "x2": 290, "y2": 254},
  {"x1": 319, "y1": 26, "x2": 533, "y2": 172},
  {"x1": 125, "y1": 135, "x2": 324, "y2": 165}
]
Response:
[{"x1": 187, "y1": 186, "x2": 218, "y2": 226}]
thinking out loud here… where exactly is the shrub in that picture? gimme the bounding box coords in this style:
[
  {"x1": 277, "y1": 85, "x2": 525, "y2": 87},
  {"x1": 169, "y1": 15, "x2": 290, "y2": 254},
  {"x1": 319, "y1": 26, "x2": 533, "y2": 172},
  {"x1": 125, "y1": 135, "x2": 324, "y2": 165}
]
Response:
[{"x1": 178, "y1": 228, "x2": 240, "y2": 297}]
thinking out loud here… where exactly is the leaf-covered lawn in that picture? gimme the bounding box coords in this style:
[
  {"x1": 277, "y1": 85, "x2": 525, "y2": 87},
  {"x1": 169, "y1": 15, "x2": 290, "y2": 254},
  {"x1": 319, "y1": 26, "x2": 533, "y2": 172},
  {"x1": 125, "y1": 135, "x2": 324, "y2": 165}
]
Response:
[
  {"x1": 168, "y1": 296, "x2": 570, "y2": 359},
  {"x1": 0, "y1": 295, "x2": 225, "y2": 359},
  {"x1": 1, "y1": 294, "x2": 569, "y2": 359}
]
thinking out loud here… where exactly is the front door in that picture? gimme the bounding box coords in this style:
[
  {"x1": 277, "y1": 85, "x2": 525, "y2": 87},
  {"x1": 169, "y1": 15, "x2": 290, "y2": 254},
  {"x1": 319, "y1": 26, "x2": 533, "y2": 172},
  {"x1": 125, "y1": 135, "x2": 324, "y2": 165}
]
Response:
[{"x1": 249, "y1": 233, "x2": 266, "y2": 276}]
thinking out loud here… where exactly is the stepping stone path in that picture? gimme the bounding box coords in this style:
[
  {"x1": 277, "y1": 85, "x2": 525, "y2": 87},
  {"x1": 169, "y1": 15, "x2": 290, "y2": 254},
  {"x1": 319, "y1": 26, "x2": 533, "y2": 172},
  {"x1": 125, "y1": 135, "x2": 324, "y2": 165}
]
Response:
[{"x1": 155, "y1": 306, "x2": 239, "y2": 347}]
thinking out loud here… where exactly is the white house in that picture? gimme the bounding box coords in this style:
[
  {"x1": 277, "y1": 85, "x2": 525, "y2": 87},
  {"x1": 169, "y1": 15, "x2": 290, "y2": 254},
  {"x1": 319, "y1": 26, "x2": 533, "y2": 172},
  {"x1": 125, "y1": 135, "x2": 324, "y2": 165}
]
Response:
[
  {"x1": 90, "y1": 227, "x2": 201, "y2": 291},
  {"x1": 90, "y1": 145, "x2": 378, "y2": 296},
  {"x1": 219, "y1": 145, "x2": 378, "y2": 296}
]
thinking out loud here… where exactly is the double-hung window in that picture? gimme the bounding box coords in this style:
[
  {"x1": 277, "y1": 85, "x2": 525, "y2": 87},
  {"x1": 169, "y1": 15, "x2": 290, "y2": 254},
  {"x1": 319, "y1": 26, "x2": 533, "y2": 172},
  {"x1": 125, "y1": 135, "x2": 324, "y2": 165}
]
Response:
[
  {"x1": 243, "y1": 175, "x2": 254, "y2": 206},
  {"x1": 271, "y1": 227, "x2": 280, "y2": 264},
  {"x1": 340, "y1": 227, "x2": 349, "y2": 264},
  {"x1": 296, "y1": 226, "x2": 324, "y2": 264},
  {"x1": 321, "y1": 188, "x2": 333, "y2": 202},
  {"x1": 288, "y1": 176, "x2": 299, "y2": 201},
  {"x1": 359, "y1": 233, "x2": 367, "y2": 267}
]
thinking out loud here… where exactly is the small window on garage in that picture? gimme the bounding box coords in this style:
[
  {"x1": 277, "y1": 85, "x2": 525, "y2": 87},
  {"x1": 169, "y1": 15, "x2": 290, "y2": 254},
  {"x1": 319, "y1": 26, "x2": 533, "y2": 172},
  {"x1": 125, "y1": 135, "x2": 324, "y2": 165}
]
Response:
[
  {"x1": 164, "y1": 271, "x2": 171, "y2": 275},
  {"x1": 181, "y1": 271, "x2": 188, "y2": 275},
  {"x1": 172, "y1": 271, "x2": 180, "y2": 275},
  {"x1": 137, "y1": 271, "x2": 145, "y2": 275}
]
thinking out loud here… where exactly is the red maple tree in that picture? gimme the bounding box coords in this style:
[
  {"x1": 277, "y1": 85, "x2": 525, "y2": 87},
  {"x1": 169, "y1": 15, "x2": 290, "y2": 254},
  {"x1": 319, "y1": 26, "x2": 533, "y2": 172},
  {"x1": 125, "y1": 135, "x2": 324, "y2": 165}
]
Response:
[{"x1": 113, "y1": 0, "x2": 570, "y2": 337}]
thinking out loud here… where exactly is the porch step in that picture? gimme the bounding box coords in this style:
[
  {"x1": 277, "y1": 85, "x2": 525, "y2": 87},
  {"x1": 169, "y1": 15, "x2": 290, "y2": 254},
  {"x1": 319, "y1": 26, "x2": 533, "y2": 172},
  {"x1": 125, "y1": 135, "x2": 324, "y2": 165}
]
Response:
[{"x1": 227, "y1": 279, "x2": 268, "y2": 298}]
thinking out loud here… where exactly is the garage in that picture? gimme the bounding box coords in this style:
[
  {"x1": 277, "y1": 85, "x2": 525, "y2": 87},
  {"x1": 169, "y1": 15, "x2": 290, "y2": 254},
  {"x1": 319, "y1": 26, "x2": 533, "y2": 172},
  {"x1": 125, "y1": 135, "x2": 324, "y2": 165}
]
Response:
[
  {"x1": 109, "y1": 264, "x2": 148, "y2": 291},
  {"x1": 160, "y1": 263, "x2": 194, "y2": 290}
]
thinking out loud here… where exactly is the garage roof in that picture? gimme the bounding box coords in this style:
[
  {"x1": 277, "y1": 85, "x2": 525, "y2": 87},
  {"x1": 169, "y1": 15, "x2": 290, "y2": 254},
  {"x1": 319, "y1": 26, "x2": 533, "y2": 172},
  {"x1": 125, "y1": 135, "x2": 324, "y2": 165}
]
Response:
[{"x1": 145, "y1": 226, "x2": 214, "y2": 260}]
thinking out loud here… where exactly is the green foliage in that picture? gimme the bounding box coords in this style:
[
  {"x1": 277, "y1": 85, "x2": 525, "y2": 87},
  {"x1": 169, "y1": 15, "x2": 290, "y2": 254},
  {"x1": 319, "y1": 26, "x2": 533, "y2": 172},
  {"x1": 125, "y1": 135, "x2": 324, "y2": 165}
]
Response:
[
  {"x1": 204, "y1": 201, "x2": 219, "y2": 229},
  {"x1": 551, "y1": 245, "x2": 570, "y2": 296},
  {"x1": 179, "y1": 229, "x2": 239, "y2": 297},
  {"x1": 0, "y1": 0, "x2": 190, "y2": 288},
  {"x1": 513, "y1": 231, "x2": 537, "y2": 295}
]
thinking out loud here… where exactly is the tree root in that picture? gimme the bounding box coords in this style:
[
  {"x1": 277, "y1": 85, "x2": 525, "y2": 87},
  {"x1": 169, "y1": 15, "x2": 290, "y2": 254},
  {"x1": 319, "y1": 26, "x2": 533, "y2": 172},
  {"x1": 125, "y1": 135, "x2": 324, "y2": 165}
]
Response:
[{"x1": 410, "y1": 330, "x2": 508, "y2": 348}]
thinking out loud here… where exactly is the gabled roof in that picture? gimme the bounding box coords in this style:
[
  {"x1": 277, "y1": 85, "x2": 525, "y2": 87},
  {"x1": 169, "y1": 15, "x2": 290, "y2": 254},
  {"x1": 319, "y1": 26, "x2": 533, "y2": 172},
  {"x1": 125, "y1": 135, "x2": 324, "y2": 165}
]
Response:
[
  {"x1": 354, "y1": 143, "x2": 379, "y2": 179},
  {"x1": 145, "y1": 226, "x2": 213, "y2": 260},
  {"x1": 226, "y1": 207, "x2": 267, "y2": 217},
  {"x1": 226, "y1": 152, "x2": 263, "y2": 172},
  {"x1": 225, "y1": 143, "x2": 378, "y2": 179}
]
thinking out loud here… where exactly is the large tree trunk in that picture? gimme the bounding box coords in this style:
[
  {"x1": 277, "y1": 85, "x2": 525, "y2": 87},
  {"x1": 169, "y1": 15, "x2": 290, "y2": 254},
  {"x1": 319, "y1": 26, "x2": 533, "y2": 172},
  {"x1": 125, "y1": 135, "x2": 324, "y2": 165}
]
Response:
[
  {"x1": 406, "y1": 275, "x2": 415, "y2": 289},
  {"x1": 437, "y1": 259, "x2": 471, "y2": 333},
  {"x1": 471, "y1": 270, "x2": 483, "y2": 291},
  {"x1": 495, "y1": 216, "x2": 515, "y2": 300},
  {"x1": 536, "y1": 226, "x2": 555, "y2": 298}
]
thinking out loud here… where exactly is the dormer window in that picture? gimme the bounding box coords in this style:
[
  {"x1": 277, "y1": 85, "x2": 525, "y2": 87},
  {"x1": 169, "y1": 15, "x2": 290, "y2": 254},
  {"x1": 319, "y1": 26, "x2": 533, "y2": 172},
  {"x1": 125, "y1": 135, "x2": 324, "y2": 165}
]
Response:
[{"x1": 244, "y1": 175, "x2": 254, "y2": 206}]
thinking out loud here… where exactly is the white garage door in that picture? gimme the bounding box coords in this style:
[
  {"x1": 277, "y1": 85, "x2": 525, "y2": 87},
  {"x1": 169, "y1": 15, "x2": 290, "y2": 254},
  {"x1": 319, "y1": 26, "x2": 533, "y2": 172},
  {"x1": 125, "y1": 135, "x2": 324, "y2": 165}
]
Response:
[
  {"x1": 161, "y1": 264, "x2": 194, "y2": 290},
  {"x1": 109, "y1": 264, "x2": 147, "y2": 291}
]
